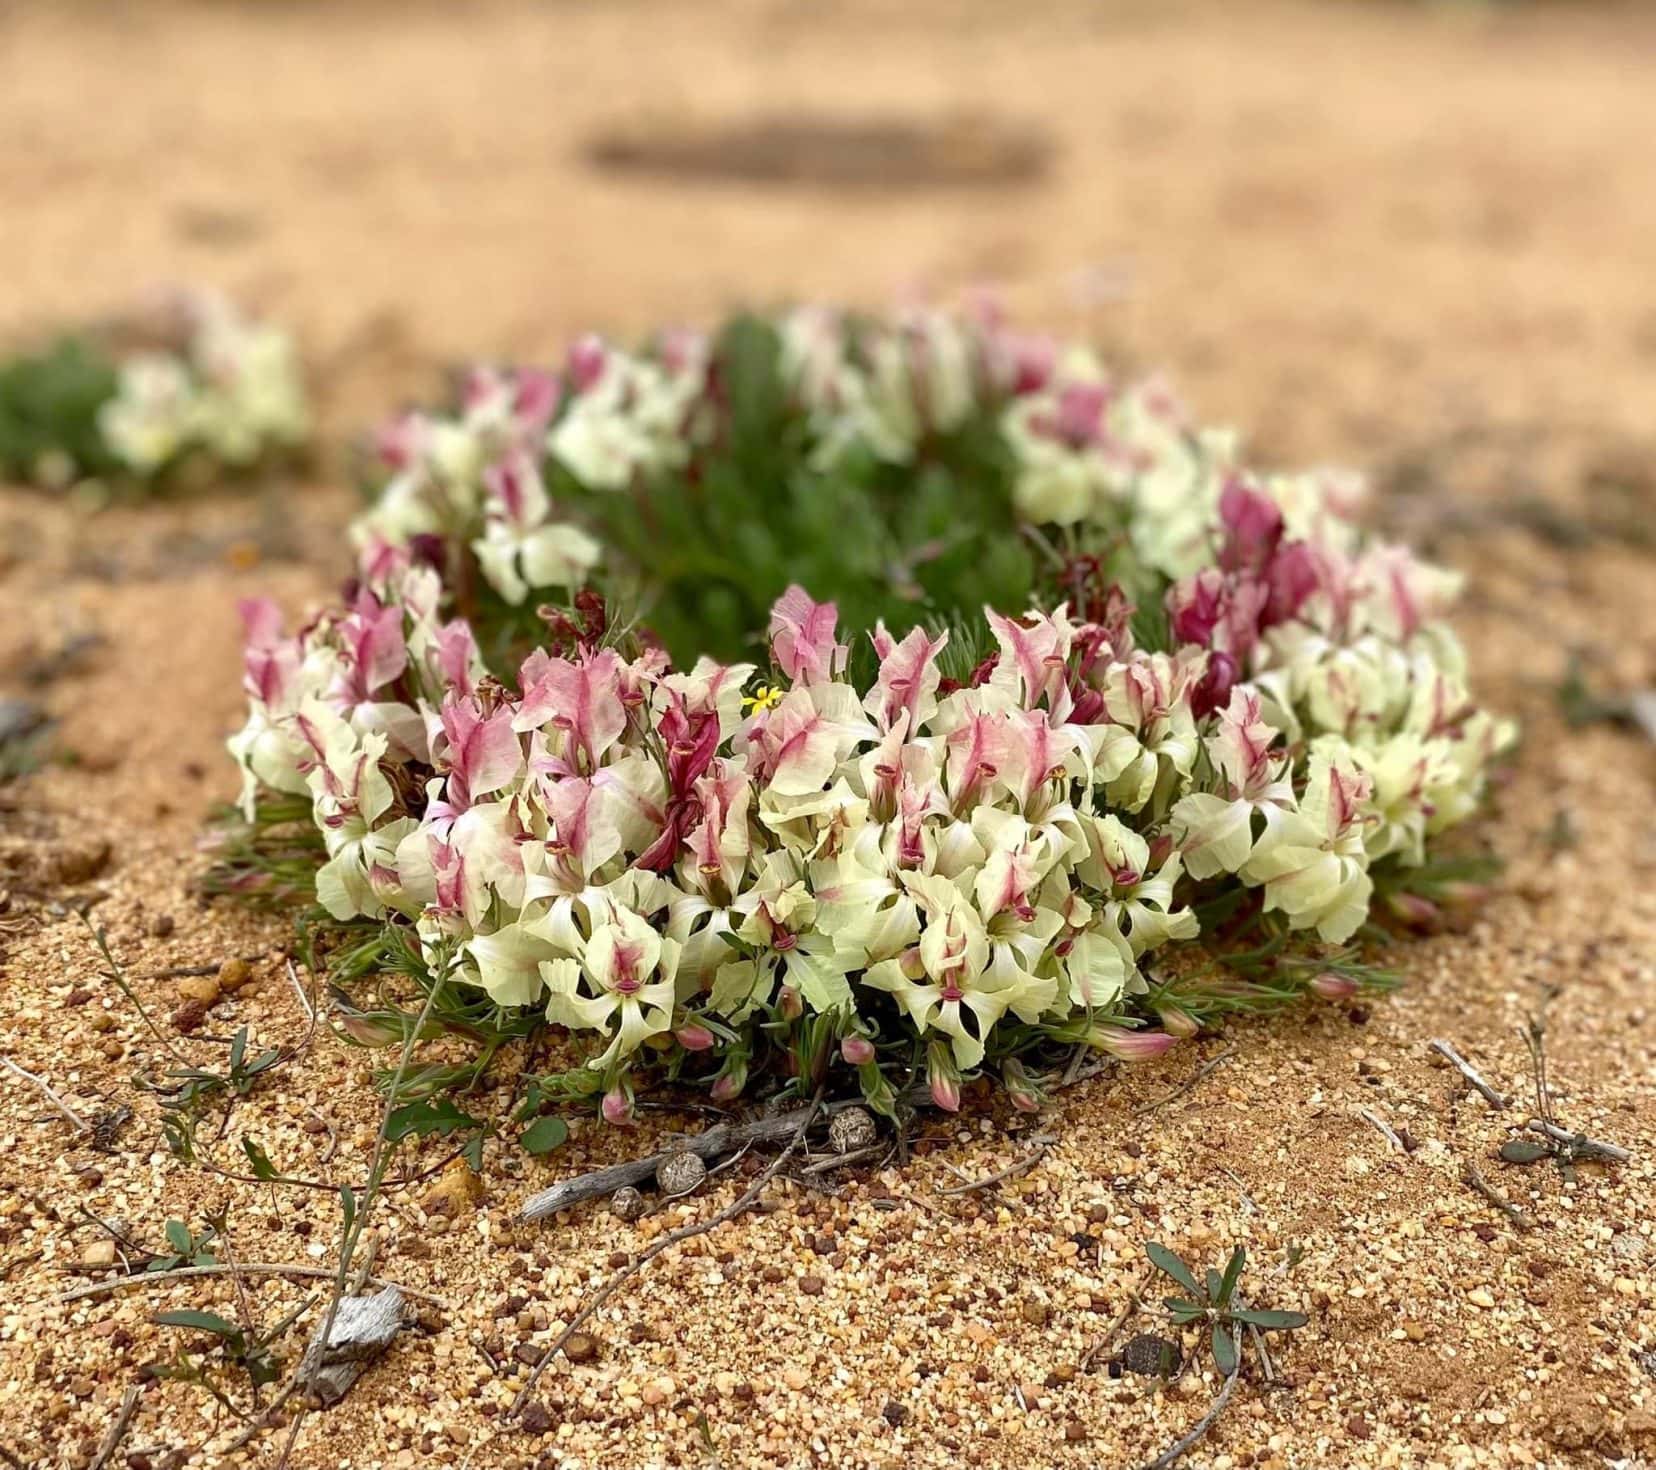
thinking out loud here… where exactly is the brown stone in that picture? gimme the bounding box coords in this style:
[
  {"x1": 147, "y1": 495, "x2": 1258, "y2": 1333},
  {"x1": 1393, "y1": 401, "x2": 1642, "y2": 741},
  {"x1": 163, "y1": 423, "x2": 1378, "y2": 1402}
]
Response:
[{"x1": 562, "y1": 1333, "x2": 600, "y2": 1364}]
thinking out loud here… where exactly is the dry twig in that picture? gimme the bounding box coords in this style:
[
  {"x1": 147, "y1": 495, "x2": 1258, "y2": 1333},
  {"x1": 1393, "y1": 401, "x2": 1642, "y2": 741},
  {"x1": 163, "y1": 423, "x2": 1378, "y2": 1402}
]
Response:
[
  {"x1": 1462, "y1": 1164, "x2": 1535, "y2": 1232},
  {"x1": 509, "y1": 1092, "x2": 824, "y2": 1419},
  {"x1": 1135, "y1": 1369, "x2": 1238, "y2": 1470},
  {"x1": 88, "y1": 1384, "x2": 142, "y2": 1470},
  {"x1": 1, "y1": 1055, "x2": 90, "y2": 1133},
  {"x1": 1132, "y1": 1047, "x2": 1234, "y2": 1119},
  {"x1": 1429, "y1": 1040, "x2": 1509, "y2": 1110},
  {"x1": 937, "y1": 1135, "x2": 1054, "y2": 1195},
  {"x1": 56, "y1": 1261, "x2": 447, "y2": 1308}
]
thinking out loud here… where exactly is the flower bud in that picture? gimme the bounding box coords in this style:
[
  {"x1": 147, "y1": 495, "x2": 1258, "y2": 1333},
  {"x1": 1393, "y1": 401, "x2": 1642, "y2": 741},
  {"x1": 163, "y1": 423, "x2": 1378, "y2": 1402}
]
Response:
[
  {"x1": 675, "y1": 1023, "x2": 717, "y2": 1052},
  {"x1": 777, "y1": 986, "x2": 804, "y2": 1022},
  {"x1": 927, "y1": 1043, "x2": 962, "y2": 1113},
  {"x1": 1387, "y1": 891, "x2": 1441, "y2": 927},
  {"x1": 1087, "y1": 1024, "x2": 1177, "y2": 1062},
  {"x1": 601, "y1": 1083, "x2": 635, "y2": 1127},
  {"x1": 1309, "y1": 970, "x2": 1358, "y2": 1001},
  {"x1": 1155, "y1": 1005, "x2": 1201, "y2": 1039},
  {"x1": 1438, "y1": 881, "x2": 1493, "y2": 908},
  {"x1": 1001, "y1": 1058, "x2": 1045, "y2": 1114},
  {"x1": 840, "y1": 1034, "x2": 876, "y2": 1066},
  {"x1": 710, "y1": 1059, "x2": 748, "y2": 1103}
]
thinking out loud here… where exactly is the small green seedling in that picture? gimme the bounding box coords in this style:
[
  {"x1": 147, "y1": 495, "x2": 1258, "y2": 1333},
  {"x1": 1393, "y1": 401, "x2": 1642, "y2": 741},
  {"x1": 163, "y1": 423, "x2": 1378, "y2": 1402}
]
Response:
[{"x1": 1145, "y1": 1241, "x2": 1308, "y2": 1377}]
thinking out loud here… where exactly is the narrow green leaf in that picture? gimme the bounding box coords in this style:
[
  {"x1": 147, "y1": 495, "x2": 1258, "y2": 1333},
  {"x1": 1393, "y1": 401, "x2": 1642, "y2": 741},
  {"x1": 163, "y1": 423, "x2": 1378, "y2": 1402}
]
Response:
[
  {"x1": 1498, "y1": 1139, "x2": 1552, "y2": 1165},
  {"x1": 164, "y1": 1220, "x2": 193, "y2": 1255},
  {"x1": 1218, "y1": 1246, "x2": 1246, "y2": 1307},
  {"x1": 1232, "y1": 1308, "x2": 1309, "y2": 1331},
  {"x1": 242, "y1": 1137, "x2": 279, "y2": 1181},
  {"x1": 154, "y1": 1309, "x2": 241, "y2": 1341},
  {"x1": 1145, "y1": 1241, "x2": 1201, "y2": 1297}
]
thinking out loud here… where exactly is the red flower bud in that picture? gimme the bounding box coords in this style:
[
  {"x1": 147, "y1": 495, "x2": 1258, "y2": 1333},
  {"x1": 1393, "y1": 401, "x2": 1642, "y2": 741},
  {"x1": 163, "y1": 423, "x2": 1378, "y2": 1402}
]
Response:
[
  {"x1": 601, "y1": 1084, "x2": 634, "y2": 1127},
  {"x1": 1088, "y1": 1024, "x2": 1177, "y2": 1062},
  {"x1": 675, "y1": 1024, "x2": 716, "y2": 1052},
  {"x1": 841, "y1": 1035, "x2": 876, "y2": 1066},
  {"x1": 1309, "y1": 971, "x2": 1358, "y2": 1001}
]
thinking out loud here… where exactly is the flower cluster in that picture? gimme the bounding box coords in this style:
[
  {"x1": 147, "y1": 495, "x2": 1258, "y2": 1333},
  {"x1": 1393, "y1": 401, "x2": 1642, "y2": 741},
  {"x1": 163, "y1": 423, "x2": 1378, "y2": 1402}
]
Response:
[
  {"x1": 96, "y1": 290, "x2": 309, "y2": 478},
  {"x1": 0, "y1": 289, "x2": 307, "y2": 492},
  {"x1": 228, "y1": 303, "x2": 1511, "y2": 1117}
]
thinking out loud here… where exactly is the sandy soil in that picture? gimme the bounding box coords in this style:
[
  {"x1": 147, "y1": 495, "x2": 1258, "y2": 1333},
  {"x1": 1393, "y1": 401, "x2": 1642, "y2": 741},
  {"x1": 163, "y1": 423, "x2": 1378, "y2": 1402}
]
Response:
[{"x1": 1, "y1": 2, "x2": 1654, "y2": 1466}]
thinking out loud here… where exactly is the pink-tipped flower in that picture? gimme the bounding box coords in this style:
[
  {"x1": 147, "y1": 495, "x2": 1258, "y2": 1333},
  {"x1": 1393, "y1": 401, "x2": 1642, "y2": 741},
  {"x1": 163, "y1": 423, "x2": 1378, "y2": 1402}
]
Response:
[
  {"x1": 1087, "y1": 1024, "x2": 1177, "y2": 1062},
  {"x1": 927, "y1": 1043, "x2": 962, "y2": 1113},
  {"x1": 1001, "y1": 1058, "x2": 1045, "y2": 1114},
  {"x1": 601, "y1": 1083, "x2": 635, "y2": 1127},
  {"x1": 1387, "y1": 891, "x2": 1441, "y2": 928},
  {"x1": 675, "y1": 1023, "x2": 717, "y2": 1053},
  {"x1": 1309, "y1": 971, "x2": 1358, "y2": 1001},
  {"x1": 1155, "y1": 1005, "x2": 1201, "y2": 1040},
  {"x1": 710, "y1": 1060, "x2": 748, "y2": 1104},
  {"x1": 841, "y1": 1035, "x2": 876, "y2": 1067}
]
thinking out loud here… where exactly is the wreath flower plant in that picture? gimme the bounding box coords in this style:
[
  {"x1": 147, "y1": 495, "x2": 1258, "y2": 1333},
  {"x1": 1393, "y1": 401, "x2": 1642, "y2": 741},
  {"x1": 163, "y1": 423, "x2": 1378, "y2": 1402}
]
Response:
[
  {"x1": 223, "y1": 304, "x2": 1513, "y2": 1124},
  {"x1": 0, "y1": 289, "x2": 308, "y2": 494}
]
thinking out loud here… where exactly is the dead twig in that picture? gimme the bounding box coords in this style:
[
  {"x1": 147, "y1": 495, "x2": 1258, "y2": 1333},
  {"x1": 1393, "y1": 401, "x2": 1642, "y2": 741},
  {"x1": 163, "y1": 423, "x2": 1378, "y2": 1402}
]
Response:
[
  {"x1": 937, "y1": 1135, "x2": 1054, "y2": 1196},
  {"x1": 1079, "y1": 1272, "x2": 1147, "y2": 1374},
  {"x1": 1, "y1": 1055, "x2": 90, "y2": 1133},
  {"x1": 1133, "y1": 1047, "x2": 1234, "y2": 1119},
  {"x1": 1429, "y1": 1040, "x2": 1509, "y2": 1110},
  {"x1": 1462, "y1": 1164, "x2": 1535, "y2": 1232},
  {"x1": 55, "y1": 1262, "x2": 448, "y2": 1308},
  {"x1": 88, "y1": 1383, "x2": 142, "y2": 1470},
  {"x1": 509, "y1": 1091, "x2": 824, "y2": 1420},
  {"x1": 1134, "y1": 1368, "x2": 1238, "y2": 1470},
  {"x1": 1525, "y1": 1118, "x2": 1630, "y2": 1164},
  {"x1": 1358, "y1": 1108, "x2": 1408, "y2": 1154}
]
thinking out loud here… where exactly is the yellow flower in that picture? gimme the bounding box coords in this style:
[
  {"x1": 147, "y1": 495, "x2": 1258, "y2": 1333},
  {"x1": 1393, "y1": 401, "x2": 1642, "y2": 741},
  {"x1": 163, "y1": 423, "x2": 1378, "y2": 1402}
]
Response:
[{"x1": 742, "y1": 683, "x2": 786, "y2": 715}]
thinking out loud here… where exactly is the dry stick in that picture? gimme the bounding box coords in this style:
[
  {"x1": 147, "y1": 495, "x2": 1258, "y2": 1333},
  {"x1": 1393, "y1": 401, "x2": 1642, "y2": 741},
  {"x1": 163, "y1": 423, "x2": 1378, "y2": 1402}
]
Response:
[
  {"x1": 1526, "y1": 1118, "x2": 1631, "y2": 1163},
  {"x1": 509, "y1": 1093, "x2": 824, "y2": 1420},
  {"x1": 1135, "y1": 1368, "x2": 1238, "y2": 1470},
  {"x1": 56, "y1": 1261, "x2": 449, "y2": 1308},
  {"x1": 937, "y1": 1136, "x2": 1054, "y2": 1196},
  {"x1": 88, "y1": 1384, "x2": 142, "y2": 1470},
  {"x1": 1429, "y1": 1040, "x2": 1509, "y2": 1110},
  {"x1": 1132, "y1": 1047, "x2": 1235, "y2": 1119},
  {"x1": 520, "y1": 1088, "x2": 921, "y2": 1220},
  {"x1": 1, "y1": 1056, "x2": 91, "y2": 1133},
  {"x1": 1461, "y1": 1164, "x2": 1535, "y2": 1232},
  {"x1": 1358, "y1": 1108, "x2": 1407, "y2": 1153},
  {"x1": 1079, "y1": 1272, "x2": 1147, "y2": 1374}
]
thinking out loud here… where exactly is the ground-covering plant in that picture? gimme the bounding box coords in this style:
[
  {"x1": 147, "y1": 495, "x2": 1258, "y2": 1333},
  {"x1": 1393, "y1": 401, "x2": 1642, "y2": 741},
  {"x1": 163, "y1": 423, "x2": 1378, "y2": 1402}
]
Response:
[
  {"x1": 222, "y1": 302, "x2": 1513, "y2": 1123},
  {"x1": 0, "y1": 288, "x2": 307, "y2": 493}
]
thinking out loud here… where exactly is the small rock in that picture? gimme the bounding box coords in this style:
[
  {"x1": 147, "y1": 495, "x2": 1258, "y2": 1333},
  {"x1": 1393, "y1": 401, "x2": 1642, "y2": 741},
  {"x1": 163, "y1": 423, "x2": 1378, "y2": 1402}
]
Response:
[
  {"x1": 420, "y1": 1164, "x2": 485, "y2": 1219},
  {"x1": 782, "y1": 1367, "x2": 810, "y2": 1391},
  {"x1": 150, "y1": 915, "x2": 175, "y2": 939},
  {"x1": 1346, "y1": 1416, "x2": 1371, "y2": 1440},
  {"x1": 1065, "y1": 1422, "x2": 1088, "y2": 1443},
  {"x1": 1468, "y1": 1287, "x2": 1496, "y2": 1309},
  {"x1": 217, "y1": 958, "x2": 253, "y2": 993},
  {"x1": 80, "y1": 1239, "x2": 118, "y2": 1268},
  {"x1": 177, "y1": 976, "x2": 222, "y2": 1006},
  {"x1": 609, "y1": 1186, "x2": 646, "y2": 1222},
  {"x1": 641, "y1": 1376, "x2": 673, "y2": 1406},
  {"x1": 656, "y1": 1151, "x2": 707, "y2": 1197},
  {"x1": 1402, "y1": 1320, "x2": 1428, "y2": 1342},
  {"x1": 514, "y1": 1343, "x2": 542, "y2": 1367},
  {"x1": 829, "y1": 1107, "x2": 878, "y2": 1154},
  {"x1": 1020, "y1": 1299, "x2": 1049, "y2": 1327},
  {"x1": 1120, "y1": 1334, "x2": 1177, "y2": 1378},
  {"x1": 65, "y1": 988, "x2": 93, "y2": 1008},
  {"x1": 799, "y1": 1275, "x2": 825, "y2": 1296},
  {"x1": 518, "y1": 1400, "x2": 554, "y2": 1435},
  {"x1": 172, "y1": 999, "x2": 210, "y2": 1035},
  {"x1": 881, "y1": 1399, "x2": 910, "y2": 1428},
  {"x1": 563, "y1": 1333, "x2": 600, "y2": 1364}
]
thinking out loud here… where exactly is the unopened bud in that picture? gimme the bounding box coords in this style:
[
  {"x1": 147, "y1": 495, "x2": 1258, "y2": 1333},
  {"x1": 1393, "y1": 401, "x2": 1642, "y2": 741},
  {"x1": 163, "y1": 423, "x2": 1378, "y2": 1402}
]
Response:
[
  {"x1": 777, "y1": 986, "x2": 804, "y2": 1022},
  {"x1": 840, "y1": 1035, "x2": 876, "y2": 1066},
  {"x1": 675, "y1": 1023, "x2": 716, "y2": 1052},
  {"x1": 1309, "y1": 971, "x2": 1358, "y2": 1001},
  {"x1": 1155, "y1": 1005, "x2": 1201, "y2": 1039},
  {"x1": 601, "y1": 1083, "x2": 634, "y2": 1126},
  {"x1": 1088, "y1": 1024, "x2": 1177, "y2": 1062},
  {"x1": 1388, "y1": 891, "x2": 1441, "y2": 927},
  {"x1": 927, "y1": 1043, "x2": 962, "y2": 1113}
]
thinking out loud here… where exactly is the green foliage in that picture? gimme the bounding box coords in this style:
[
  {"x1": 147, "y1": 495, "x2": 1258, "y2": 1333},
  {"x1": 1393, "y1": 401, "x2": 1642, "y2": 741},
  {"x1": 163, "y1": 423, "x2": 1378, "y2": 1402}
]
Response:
[
  {"x1": 554, "y1": 313, "x2": 1041, "y2": 667},
  {"x1": 0, "y1": 336, "x2": 120, "y2": 484},
  {"x1": 1146, "y1": 1241, "x2": 1308, "y2": 1378},
  {"x1": 149, "y1": 1219, "x2": 220, "y2": 1271}
]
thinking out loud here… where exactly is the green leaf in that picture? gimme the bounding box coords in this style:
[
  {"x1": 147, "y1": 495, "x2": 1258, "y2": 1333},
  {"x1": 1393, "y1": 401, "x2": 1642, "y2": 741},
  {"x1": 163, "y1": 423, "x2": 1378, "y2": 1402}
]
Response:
[
  {"x1": 519, "y1": 1115, "x2": 569, "y2": 1156},
  {"x1": 154, "y1": 1309, "x2": 242, "y2": 1342},
  {"x1": 242, "y1": 1137, "x2": 279, "y2": 1181},
  {"x1": 1145, "y1": 1241, "x2": 1202, "y2": 1297},
  {"x1": 461, "y1": 1133, "x2": 485, "y2": 1172},
  {"x1": 1498, "y1": 1139, "x2": 1552, "y2": 1165},
  {"x1": 1218, "y1": 1245, "x2": 1246, "y2": 1307},
  {"x1": 339, "y1": 1185, "x2": 357, "y2": 1235},
  {"x1": 385, "y1": 1095, "x2": 483, "y2": 1145},
  {"x1": 1211, "y1": 1322, "x2": 1238, "y2": 1377},
  {"x1": 164, "y1": 1220, "x2": 193, "y2": 1255},
  {"x1": 1205, "y1": 1268, "x2": 1224, "y2": 1303},
  {"x1": 1232, "y1": 1308, "x2": 1309, "y2": 1331}
]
